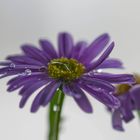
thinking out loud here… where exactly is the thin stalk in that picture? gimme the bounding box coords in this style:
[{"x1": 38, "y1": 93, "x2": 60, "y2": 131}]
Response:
[
  {"x1": 137, "y1": 110, "x2": 140, "y2": 118},
  {"x1": 48, "y1": 87, "x2": 65, "y2": 140}
]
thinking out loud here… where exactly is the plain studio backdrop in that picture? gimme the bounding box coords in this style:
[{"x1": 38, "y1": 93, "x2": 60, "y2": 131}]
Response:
[{"x1": 0, "y1": 0, "x2": 140, "y2": 140}]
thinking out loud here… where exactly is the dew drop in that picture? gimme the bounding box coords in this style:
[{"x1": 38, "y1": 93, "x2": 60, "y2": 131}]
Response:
[
  {"x1": 96, "y1": 69, "x2": 102, "y2": 73},
  {"x1": 97, "y1": 88, "x2": 102, "y2": 91},
  {"x1": 109, "y1": 91, "x2": 113, "y2": 94},
  {"x1": 39, "y1": 66, "x2": 46, "y2": 72},
  {"x1": 53, "y1": 105, "x2": 60, "y2": 112},
  {"x1": 10, "y1": 63, "x2": 15, "y2": 68},
  {"x1": 56, "y1": 88, "x2": 59, "y2": 91},
  {"x1": 25, "y1": 69, "x2": 32, "y2": 76}
]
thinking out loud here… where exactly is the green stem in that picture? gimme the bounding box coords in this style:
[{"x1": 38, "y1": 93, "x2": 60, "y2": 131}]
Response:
[
  {"x1": 137, "y1": 110, "x2": 140, "y2": 118},
  {"x1": 48, "y1": 86, "x2": 65, "y2": 140}
]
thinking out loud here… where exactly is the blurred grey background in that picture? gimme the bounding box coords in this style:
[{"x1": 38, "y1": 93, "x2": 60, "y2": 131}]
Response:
[{"x1": 0, "y1": 0, "x2": 140, "y2": 140}]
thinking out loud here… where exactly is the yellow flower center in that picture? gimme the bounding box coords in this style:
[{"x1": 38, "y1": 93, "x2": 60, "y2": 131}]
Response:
[
  {"x1": 117, "y1": 84, "x2": 131, "y2": 95},
  {"x1": 116, "y1": 73, "x2": 140, "y2": 95},
  {"x1": 47, "y1": 57, "x2": 85, "y2": 81},
  {"x1": 134, "y1": 73, "x2": 140, "y2": 84}
]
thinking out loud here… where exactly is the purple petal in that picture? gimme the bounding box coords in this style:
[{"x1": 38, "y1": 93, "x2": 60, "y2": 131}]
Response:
[
  {"x1": 71, "y1": 41, "x2": 87, "y2": 60},
  {"x1": 92, "y1": 73, "x2": 135, "y2": 84},
  {"x1": 7, "y1": 55, "x2": 44, "y2": 66},
  {"x1": 0, "y1": 67, "x2": 24, "y2": 78},
  {"x1": 119, "y1": 94, "x2": 134, "y2": 122},
  {"x1": 72, "y1": 84, "x2": 93, "y2": 113},
  {"x1": 39, "y1": 39, "x2": 58, "y2": 59},
  {"x1": 129, "y1": 85, "x2": 140, "y2": 109},
  {"x1": 58, "y1": 32, "x2": 73, "y2": 57},
  {"x1": 7, "y1": 74, "x2": 48, "y2": 92},
  {"x1": 31, "y1": 86, "x2": 48, "y2": 112},
  {"x1": 21, "y1": 44, "x2": 48, "y2": 63},
  {"x1": 7, "y1": 72, "x2": 46, "y2": 85},
  {"x1": 10, "y1": 64, "x2": 41, "y2": 70},
  {"x1": 19, "y1": 80, "x2": 49, "y2": 108},
  {"x1": 79, "y1": 33, "x2": 110, "y2": 64},
  {"x1": 42, "y1": 81, "x2": 61, "y2": 106},
  {"x1": 0, "y1": 61, "x2": 11, "y2": 66},
  {"x1": 81, "y1": 84, "x2": 120, "y2": 109},
  {"x1": 19, "y1": 83, "x2": 33, "y2": 95},
  {"x1": 0, "y1": 71, "x2": 20, "y2": 79},
  {"x1": 0, "y1": 67, "x2": 11, "y2": 74},
  {"x1": 86, "y1": 42, "x2": 114, "y2": 72},
  {"x1": 81, "y1": 76, "x2": 115, "y2": 92},
  {"x1": 96, "y1": 58, "x2": 123, "y2": 69},
  {"x1": 63, "y1": 84, "x2": 82, "y2": 98},
  {"x1": 112, "y1": 109, "x2": 124, "y2": 131}
]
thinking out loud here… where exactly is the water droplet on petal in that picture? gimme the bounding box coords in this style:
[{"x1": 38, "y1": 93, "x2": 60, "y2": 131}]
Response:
[
  {"x1": 96, "y1": 69, "x2": 102, "y2": 73},
  {"x1": 40, "y1": 66, "x2": 46, "y2": 72},
  {"x1": 53, "y1": 105, "x2": 60, "y2": 112},
  {"x1": 97, "y1": 88, "x2": 102, "y2": 91},
  {"x1": 25, "y1": 69, "x2": 32, "y2": 76},
  {"x1": 109, "y1": 91, "x2": 113, "y2": 94},
  {"x1": 10, "y1": 63, "x2": 15, "y2": 68}
]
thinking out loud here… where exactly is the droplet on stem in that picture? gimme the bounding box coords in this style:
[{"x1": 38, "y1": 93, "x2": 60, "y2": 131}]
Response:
[{"x1": 53, "y1": 104, "x2": 60, "y2": 112}]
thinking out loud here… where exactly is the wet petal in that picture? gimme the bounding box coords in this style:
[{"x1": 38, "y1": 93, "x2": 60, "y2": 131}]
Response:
[
  {"x1": 81, "y1": 84, "x2": 120, "y2": 109},
  {"x1": 7, "y1": 75, "x2": 48, "y2": 92},
  {"x1": 81, "y1": 76, "x2": 115, "y2": 92},
  {"x1": 92, "y1": 73, "x2": 135, "y2": 84}
]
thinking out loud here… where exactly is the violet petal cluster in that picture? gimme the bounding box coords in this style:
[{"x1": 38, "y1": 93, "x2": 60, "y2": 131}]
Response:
[{"x1": 111, "y1": 85, "x2": 140, "y2": 131}]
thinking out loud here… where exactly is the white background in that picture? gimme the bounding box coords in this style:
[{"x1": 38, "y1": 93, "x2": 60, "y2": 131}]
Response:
[{"x1": 0, "y1": 0, "x2": 140, "y2": 140}]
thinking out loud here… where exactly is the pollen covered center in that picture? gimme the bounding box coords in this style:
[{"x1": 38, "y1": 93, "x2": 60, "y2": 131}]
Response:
[
  {"x1": 117, "y1": 84, "x2": 131, "y2": 95},
  {"x1": 48, "y1": 57, "x2": 85, "y2": 81}
]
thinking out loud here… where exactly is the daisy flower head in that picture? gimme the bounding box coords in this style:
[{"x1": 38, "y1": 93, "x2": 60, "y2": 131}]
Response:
[
  {"x1": 110, "y1": 74, "x2": 140, "y2": 131},
  {"x1": 0, "y1": 32, "x2": 135, "y2": 113}
]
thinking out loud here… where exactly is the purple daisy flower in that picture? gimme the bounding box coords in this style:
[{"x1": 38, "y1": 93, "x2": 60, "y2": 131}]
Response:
[
  {"x1": 109, "y1": 75, "x2": 140, "y2": 131},
  {"x1": 0, "y1": 32, "x2": 135, "y2": 113}
]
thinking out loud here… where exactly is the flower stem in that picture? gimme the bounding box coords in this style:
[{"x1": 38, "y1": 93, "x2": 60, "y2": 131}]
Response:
[
  {"x1": 137, "y1": 111, "x2": 140, "y2": 118},
  {"x1": 48, "y1": 86, "x2": 65, "y2": 140}
]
